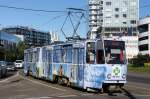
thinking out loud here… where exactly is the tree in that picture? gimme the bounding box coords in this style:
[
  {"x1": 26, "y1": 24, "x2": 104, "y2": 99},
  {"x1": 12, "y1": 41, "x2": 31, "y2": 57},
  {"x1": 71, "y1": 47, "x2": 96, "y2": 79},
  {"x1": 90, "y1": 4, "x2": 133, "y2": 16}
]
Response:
[
  {"x1": 4, "y1": 42, "x2": 26, "y2": 61},
  {"x1": 15, "y1": 42, "x2": 26, "y2": 60},
  {"x1": 129, "y1": 54, "x2": 150, "y2": 67}
]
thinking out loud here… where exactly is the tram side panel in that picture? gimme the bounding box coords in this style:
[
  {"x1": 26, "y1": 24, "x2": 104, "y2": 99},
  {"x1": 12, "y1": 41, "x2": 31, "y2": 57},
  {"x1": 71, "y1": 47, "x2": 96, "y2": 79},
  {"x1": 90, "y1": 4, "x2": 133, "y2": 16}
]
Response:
[{"x1": 83, "y1": 64, "x2": 106, "y2": 90}]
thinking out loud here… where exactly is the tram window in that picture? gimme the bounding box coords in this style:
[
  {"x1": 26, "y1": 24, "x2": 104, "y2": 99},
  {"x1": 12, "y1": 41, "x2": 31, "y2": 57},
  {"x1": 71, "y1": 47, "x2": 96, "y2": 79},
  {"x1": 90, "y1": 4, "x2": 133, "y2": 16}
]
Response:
[
  {"x1": 53, "y1": 46, "x2": 62, "y2": 63},
  {"x1": 104, "y1": 41, "x2": 126, "y2": 64},
  {"x1": 36, "y1": 48, "x2": 40, "y2": 62},
  {"x1": 32, "y1": 52, "x2": 36, "y2": 62},
  {"x1": 42, "y1": 48, "x2": 46, "y2": 62},
  {"x1": 79, "y1": 49, "x2": 84, "y2": 64},
  {"x1": 97, "y1": 50, "x2": 105, "y2": 64},
  {"x1": 66, "y1": 47, "x2": 72, "y2": 63},
  {"x1": 48, "y1": 51, "x2": 52, "y2": 63},
  {"x1": 53, "y1": 48, "x2": 61, "y2": 63},
  {"x1": 96, "y1": 40, "x2": 105, "y2": 64},
  {"x1": 86, "y1": 42, "x2": 96, "y2": 64},
  {"x1": 62, "y1": 48, "x2": 66, "y2": 63},
  {"x1": 62, "y1": 46, "x2": 72, "y2": 63}
]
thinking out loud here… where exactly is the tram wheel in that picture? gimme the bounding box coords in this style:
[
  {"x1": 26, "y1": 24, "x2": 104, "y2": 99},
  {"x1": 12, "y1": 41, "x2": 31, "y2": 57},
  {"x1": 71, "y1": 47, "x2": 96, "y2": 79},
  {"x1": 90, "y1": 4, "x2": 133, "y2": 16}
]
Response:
[
  {"x1": 103, "y1": 85, "x2": 110, "y2": 93},
  {"x1": 66, "y1": 79, "x2": 70, "y2": 87},
  {"x1": 58, "y1": 77, "x2": 63, "y2": 85}
]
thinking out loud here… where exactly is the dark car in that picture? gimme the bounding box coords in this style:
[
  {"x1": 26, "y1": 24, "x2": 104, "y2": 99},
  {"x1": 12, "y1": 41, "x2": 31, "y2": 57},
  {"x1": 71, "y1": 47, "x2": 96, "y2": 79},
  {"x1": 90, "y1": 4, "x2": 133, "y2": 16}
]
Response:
[
  {"x1": 7, "y1": 62, "x2": 16, "y2": 71},
  {"x1": 0, "y1": 61, "x2": 7, "y2": 78}
]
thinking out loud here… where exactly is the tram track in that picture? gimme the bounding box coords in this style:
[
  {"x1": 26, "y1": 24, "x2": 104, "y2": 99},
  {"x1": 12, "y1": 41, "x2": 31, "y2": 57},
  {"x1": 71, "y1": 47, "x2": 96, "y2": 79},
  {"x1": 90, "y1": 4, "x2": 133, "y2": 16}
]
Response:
[{"x1": 0, "y1": 70, "x2": 150, "y2": 99}]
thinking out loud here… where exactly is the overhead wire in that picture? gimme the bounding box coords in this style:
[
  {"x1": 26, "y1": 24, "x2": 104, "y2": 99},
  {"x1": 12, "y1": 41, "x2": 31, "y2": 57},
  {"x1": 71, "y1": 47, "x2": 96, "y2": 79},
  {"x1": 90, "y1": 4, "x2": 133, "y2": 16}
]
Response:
[
  {"x1": 0, "y1": 3, "x2": 150, "y2": 14},
  {"x1": 38, "y1": 14, "x2": 66, "y2": 28},
  {"x1": 0, "y1": 4, "x2": 66, "y2": 13}
]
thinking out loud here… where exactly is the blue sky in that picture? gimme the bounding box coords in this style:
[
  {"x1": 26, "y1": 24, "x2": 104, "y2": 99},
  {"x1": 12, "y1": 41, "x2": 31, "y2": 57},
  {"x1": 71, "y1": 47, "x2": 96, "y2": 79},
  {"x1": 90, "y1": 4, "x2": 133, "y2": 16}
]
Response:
[
  {"x1": 140, "y1": 0, "x2": 150, "y2": 18},
  {"x1": 0, "y1": 0, "x2": 149, "y2": 40}
]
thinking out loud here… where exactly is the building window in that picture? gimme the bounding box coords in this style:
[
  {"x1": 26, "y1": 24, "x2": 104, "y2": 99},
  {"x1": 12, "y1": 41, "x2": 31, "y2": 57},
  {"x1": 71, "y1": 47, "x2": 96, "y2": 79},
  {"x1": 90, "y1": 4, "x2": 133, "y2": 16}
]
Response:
[
  {"x1": 105, "y1": 27, "x2": 111, "y2": 32},
  {"x1": 106, "y1": 2, "x2": 111, "y2": 5},
  {"x1": 123, "y1": 14, "x2": 127, "y2": 18},
  {"x1": 99, "y1": 13, "x2": 103, "y2": 16},
  {"x1": 138, "y1": 24, "x2": 149, "y2": 33},
  {"x1": 115, "y1": 14, "x2": 119, "y2": 18},
  {"x1": 101, "y1": 1, "x2": 103, "y2": 4},
  {"x1": 115, "y1": 8, "x2": 119, "y2": 12},
  {"x1": 130, "y1": 20, "x2": 136, "y2": 24},
  {"x1": 123, "y1": 22, "x2": 127, "y2": 24},
  {"x1": 100, "y1": 7, "x2": 103, "y2": 10},
  {"x1": 139, "y1": 36, "x2": 148, "y2": 41},
  {"x1": 139, "y1": 44, "x2": 149, "y2": 51}
]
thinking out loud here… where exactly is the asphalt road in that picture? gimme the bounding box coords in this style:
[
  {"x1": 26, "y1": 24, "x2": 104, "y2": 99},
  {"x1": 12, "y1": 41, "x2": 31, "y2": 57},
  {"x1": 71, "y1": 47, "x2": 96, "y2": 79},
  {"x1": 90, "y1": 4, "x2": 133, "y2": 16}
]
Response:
[{"x1": 0, "y1": 71, "x2": 150, "y2": 99}]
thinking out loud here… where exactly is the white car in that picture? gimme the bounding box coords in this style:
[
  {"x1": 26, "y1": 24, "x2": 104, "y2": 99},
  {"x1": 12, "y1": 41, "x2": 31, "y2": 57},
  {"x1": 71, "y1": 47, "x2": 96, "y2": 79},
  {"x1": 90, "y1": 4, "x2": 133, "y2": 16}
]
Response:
[
  {"x1": 15, "y1": 60, "x2": 23, "y2": 69},
  {"x1": 0, "y1": 61, "x2": 7, "y2": 78}
]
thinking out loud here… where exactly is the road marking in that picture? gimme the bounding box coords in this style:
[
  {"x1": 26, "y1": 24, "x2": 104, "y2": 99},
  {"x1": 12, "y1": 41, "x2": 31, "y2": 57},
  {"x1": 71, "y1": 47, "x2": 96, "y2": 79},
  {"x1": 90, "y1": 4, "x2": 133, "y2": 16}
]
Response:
[
  {"x1": 0, "y1": 83, "x2": 19, "y2": 89},
  {"x1": 135, "y1": 94, "x2": 150, "y2": 97},
  {"x1": 19, "y1": 75, "x2": 66, "y2": 92},
  {"x1": 57, "y1": 94, "x2": 77, "y2": 98},
  {"x1": 81, "y1": 93, "x2": 94, "y2": 96},
  {"x1": 25, "y1": 97, "x2": 51, "y2": 99},
  {"x1": 0, "y1": 72, "x2": 18, "y2": 83}
]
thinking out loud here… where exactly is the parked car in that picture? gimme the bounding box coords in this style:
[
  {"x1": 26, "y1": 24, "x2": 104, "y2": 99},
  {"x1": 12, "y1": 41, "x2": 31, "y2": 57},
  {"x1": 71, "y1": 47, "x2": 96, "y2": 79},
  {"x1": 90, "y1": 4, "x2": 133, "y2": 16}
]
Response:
[
  {"x1": 7, "y1": 62, "x2": 16, "y2": 71},
  {"x1": 0, "y1": 61, "x2": 7, "y2": 78},
  {"x1": 14, "y1": 60, "x2": 24, "y2": 69}
]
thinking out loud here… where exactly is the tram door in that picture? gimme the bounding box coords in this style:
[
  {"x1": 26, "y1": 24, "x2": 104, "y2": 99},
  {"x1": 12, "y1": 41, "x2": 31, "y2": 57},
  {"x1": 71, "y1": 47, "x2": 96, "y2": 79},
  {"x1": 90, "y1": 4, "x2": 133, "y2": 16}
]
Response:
[
  {"x1": 71, "y1": 48, "x2": 84, "y2": 87},
  {"x1": 48, "y1": 49, "x2": 53, "y2": 80},
  {"x1": 71, "y1": 48, "x2": 78, "y2": 83}
]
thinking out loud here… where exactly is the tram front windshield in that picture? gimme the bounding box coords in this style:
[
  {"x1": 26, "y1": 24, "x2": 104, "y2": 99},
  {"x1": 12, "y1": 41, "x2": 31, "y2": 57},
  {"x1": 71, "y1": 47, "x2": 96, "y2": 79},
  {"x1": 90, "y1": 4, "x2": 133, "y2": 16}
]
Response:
[{"x1": 104, "y1": 40, "x2": 126, "y2": 64}]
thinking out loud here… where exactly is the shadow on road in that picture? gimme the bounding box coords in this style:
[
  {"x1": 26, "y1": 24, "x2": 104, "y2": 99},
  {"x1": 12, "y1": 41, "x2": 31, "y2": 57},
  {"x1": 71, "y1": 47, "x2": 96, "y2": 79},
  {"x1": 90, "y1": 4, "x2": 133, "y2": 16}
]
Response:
[
  {"x1": 0, "y1": 71, "x2": 17, "y2": 81},
  {"x1": 107, "y1": 90, "x2": 122, "y2": 96},
  {"x1": 121, "y1": 88, "x2": 137, "y2": 99}
]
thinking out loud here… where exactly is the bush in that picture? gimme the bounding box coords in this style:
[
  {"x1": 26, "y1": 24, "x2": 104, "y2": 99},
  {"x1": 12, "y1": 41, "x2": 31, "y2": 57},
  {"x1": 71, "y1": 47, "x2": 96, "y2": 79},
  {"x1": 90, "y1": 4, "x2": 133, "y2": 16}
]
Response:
[
  {"x1": 144, "y1": 62, "x2": 150, "y2": 67},
  {"x1": 129, "y1": 54, "x2": 150, "y2": 67}
]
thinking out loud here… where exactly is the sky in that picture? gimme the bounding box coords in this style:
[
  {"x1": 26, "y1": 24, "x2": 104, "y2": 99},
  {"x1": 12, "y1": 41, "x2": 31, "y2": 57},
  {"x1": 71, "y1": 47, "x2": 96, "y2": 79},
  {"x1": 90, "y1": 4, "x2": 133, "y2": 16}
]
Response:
[{"x1": 0, "y1": 0, "x2": 150, "y2": 40}]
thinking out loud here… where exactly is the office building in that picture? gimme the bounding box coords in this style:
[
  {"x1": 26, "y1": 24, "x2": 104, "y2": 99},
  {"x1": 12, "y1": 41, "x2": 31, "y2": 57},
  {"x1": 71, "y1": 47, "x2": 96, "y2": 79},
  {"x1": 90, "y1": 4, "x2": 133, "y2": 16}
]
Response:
[
  {"x1": 0, "y1": 31, "x2": 22, "y2": 60},
  {"x1": 2, "y1": 26, "x2": 51, "y2": 48},
  {"x1": 88, "y1": 0, "x2": 139, "y2": 39},
  {"x1": 138, "y1": 16, "x2": 150, "y2": 55},
  {"x1": 0, "y1": 31, "x2": 21, "y2": 50}
]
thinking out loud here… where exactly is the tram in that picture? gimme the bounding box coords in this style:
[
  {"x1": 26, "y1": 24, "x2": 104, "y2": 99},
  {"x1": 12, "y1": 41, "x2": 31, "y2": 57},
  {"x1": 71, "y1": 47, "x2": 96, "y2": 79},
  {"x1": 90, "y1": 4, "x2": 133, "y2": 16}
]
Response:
[{"x1": 24, "y1": 39, "x2": 127, "y2": 91}]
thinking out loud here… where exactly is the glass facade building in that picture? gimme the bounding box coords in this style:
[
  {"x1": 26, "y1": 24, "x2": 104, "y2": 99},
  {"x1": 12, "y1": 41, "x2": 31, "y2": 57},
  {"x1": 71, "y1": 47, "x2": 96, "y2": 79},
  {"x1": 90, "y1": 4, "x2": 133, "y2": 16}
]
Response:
[
  {"x1": 2, "y1": 26, "x2": 51, "y2": 48},
  {"x1": 0, "y1": 31, "x2": 21, "y2": 50}
]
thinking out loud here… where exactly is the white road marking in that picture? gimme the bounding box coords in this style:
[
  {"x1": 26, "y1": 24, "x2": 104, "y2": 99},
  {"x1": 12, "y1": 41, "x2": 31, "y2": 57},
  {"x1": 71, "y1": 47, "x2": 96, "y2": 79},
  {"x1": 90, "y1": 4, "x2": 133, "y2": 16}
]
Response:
[
  {"x1": 25, "y1": 97, "x2": 51, "y2": 99},
  {"x1": 19, "y1": 75, "x2": 66, "y2": 92},
  {"x1": 0, "y1": 83, "x2": 19, "y2": 89},
  {"x1": 81, "y1": 93, "x2": 94, "y2": 96},
  {"x1": 48, "y1": 93, "x2": 67, "y2": 97},
  {"x1": 0, "y1": 72, "x2": 19, "y2": 83},
  {"x1": 135, "y1": 94, "x2": 150, "y2": 97},
  {"x1": 57, "y1": 94, "x2": 77, "y2": 98}
]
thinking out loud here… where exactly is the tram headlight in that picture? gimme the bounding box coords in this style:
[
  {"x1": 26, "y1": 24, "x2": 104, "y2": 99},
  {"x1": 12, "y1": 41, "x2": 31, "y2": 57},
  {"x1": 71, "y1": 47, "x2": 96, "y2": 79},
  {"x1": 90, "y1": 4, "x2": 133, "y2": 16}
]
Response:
[
  {"x1": 107, "y1": 74, "x2": 111, "y2": 79},
  {"x1": 122, "y1": 74, "x2": 126, "y2": 79}
]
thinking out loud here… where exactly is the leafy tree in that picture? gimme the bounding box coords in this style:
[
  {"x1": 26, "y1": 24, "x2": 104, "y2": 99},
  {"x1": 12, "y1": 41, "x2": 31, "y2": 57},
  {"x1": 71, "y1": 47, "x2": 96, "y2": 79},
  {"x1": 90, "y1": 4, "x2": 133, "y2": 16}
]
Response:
[
  {"x1": 1, "y1": 41, "x2": 26, "y2": 62},
  {"x1": 15, "y1": 42, "x2": 26, "y2": 60},
  {"x1": 129, "y1": 54, "x2": 150, "y2": 67}
]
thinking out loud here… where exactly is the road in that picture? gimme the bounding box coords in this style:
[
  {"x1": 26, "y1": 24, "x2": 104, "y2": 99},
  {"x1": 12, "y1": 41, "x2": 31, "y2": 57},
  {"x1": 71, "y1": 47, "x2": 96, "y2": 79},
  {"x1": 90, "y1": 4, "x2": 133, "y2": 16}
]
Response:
[{"x1": 0, "y1": 71, "x2": 150, "y2": 99}]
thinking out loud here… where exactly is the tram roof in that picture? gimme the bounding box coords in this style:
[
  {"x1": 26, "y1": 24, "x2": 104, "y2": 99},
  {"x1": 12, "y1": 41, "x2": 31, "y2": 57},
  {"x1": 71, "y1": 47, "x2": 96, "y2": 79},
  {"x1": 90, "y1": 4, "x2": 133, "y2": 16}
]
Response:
[{"x1": 24, "y1": 38, "x2": 124, "y2": 52}]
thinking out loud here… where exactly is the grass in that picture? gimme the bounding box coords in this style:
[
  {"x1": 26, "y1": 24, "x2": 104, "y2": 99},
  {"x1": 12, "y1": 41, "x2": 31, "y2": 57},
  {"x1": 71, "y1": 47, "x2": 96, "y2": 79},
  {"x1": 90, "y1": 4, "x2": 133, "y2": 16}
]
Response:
[{"x1": 128, "y1": 65, "x2": 150, "y2": 74}]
